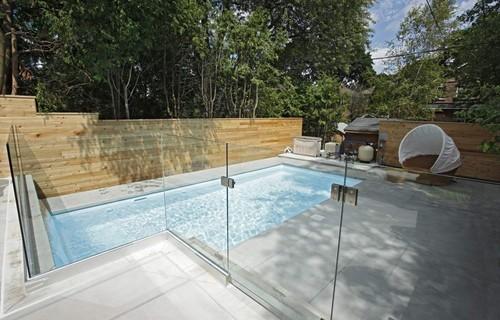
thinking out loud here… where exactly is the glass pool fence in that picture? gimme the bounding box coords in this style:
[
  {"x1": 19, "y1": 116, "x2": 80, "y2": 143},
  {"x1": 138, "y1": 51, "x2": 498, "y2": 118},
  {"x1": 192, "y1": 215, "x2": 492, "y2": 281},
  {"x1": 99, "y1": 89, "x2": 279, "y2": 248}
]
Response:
[{"x1": 5, "y1": 125, "x2": 499, "y2": 320}]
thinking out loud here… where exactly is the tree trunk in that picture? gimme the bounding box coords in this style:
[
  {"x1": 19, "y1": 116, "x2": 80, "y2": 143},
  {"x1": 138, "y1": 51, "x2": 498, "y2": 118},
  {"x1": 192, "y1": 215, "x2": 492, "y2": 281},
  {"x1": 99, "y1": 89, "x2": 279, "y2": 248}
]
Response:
[
  {"x1": 0, "y1": 28, "x2": 5, "y2": 94},
  {"x1": 162, "y1": 47, "x2": 172, "y2": 118},
  {"x1": 2, "y1": 44, "x2": 9, "y2": 94},
  {"x1": 10, "y1": 25, "x2": 18, "y2": 95},
  {"x1": 108, "y1": 71, "x2": 123, "y2": 119},
  {"x1": 123, "y1": 82, "x2": 130, "y2": 119},
  {"x1": 200, "y1": 63, "x2": 209, "y2": 118},
  {"x1": 2, "y1": 0, "x2": 12, "y2": 94},
  {"x1": 116, "y1": 83, "x2": 121, "y2": 119},
  {"x1": 106, "y1": 73, "x2": 117, "y2": 119},
  {"x1": 4, "y1": 0, "x2": 17, "y2": 95},
  {"x1": 252, "y1": 84, "x2": 259, "y2": 118},
  {"x1": 171, "y1": 67, "x2": 177, "y2": 118},
  {"x1": 176, "y1": 65, "x2": 183, "y2": 117}
]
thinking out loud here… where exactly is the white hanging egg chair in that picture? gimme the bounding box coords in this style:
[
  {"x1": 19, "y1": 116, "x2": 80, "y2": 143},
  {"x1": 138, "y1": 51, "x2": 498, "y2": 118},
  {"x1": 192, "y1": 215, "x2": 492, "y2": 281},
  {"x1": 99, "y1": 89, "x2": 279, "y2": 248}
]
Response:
[{"x1": 398, "y1": 124, "x2": 462, "y2": 174}]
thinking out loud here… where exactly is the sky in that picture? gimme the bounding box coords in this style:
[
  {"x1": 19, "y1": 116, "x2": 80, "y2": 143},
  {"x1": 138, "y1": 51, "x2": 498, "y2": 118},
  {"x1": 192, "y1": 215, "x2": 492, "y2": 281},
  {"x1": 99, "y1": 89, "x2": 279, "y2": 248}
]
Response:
[{"x1": 369, "y1": 0, "x2": 477, "y2": 73}]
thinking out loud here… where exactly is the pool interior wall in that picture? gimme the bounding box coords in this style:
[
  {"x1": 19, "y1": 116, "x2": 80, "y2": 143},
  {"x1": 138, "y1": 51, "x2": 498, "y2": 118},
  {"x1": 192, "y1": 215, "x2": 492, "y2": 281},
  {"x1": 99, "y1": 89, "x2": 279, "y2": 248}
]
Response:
[{"x1": 43, "y1": 164, "x2": 361, "y2": 268}]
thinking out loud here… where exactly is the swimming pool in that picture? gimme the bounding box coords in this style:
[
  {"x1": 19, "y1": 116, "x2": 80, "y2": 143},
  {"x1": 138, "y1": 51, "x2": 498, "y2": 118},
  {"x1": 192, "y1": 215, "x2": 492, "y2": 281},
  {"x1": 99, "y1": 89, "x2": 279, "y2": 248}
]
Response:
[{"x1": 44, "y1": 165, "x2": 361, "y2": 267}]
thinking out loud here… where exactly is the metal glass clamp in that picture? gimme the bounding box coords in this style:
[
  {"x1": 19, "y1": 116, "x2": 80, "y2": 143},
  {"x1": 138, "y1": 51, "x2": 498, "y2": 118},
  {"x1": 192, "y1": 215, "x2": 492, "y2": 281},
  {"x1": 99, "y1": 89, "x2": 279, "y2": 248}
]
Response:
[
  {"x1": 331, "y1": 184, "x2": 358, "y2": 206},
  {"x1": 221, "y1": 176, "x2": 235, "y2": 188}
]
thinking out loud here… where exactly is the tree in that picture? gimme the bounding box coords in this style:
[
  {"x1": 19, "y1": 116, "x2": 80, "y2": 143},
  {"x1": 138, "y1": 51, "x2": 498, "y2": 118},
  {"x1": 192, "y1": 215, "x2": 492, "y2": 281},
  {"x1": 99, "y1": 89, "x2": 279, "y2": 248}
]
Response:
[
  {"x1": 157, "y1": 0, "x2": 205, "y2": 118},
  {"x1": 451, "y1": 0, "x2": 500, "y2": 91},
  {"x1": 367, "y1": 0, "x2": 454, "y2": 120},
  {"x1": 40, "y1": 0, "x2": 164, "y2": 118},
  {"x1": 388, "y1": 0, "x2": 457, "y2": 69},
  {"x1": 220, "y1": 9, "x2": 287, "y2": 118},
  {"x1": 233, "y1": 0, "x2": 374, "y2": 83},
  {"x1": 1, "y1": 0, "x2": 375, "y2": 133},
  {"x1": 301, "y1": 75, "x2": 348, "y2": 140},
  {"x1": 193, "y1": 4, "x2": 229, "y2": 118},
  {"x1": 451, "y1": 1, "x2": 500, "y2": 153},
  {"x1": 258, "y1": 75, "x2": 301, "y2": 118},
  {"x1": 1, "y1": 0, "x2": 57, "y2": 95}
]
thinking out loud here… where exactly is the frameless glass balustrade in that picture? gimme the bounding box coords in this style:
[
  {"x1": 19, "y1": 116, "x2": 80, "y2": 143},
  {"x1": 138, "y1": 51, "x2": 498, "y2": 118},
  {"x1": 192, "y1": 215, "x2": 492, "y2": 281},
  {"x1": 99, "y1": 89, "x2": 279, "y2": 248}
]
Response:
[
  {"x1": 160, "y1": 134, "x2": 229, "y2": 272},
  {"x1": 8, "y1": 123, "x2": 498, "y2": 320},
  {"x1": 6, "y1": 126, "x2": 39, "y2": 276},
  {"x1": 7, "y1": 126, "x2": 167, "y2": 276},
  {"x1": 329, "y1": 161, "x2": 500, "y2": 319},
  {"x1": 226, "y1": 142, "x2": 351, "y2": 320}
]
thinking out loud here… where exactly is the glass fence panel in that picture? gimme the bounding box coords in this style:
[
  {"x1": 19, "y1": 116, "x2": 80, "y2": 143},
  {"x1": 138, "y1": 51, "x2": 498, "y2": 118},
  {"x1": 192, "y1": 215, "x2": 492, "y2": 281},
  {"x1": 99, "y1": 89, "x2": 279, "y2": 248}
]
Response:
[
  {"x1": 161, "y1": 134, "x2": 228, "y2": 271},
  {"x1": 330, "y1": 162, "x2": 500, "y2": 319},
  {"x1": 12, "y1": 129, "x2": 167, "y2": 276},
  {"x1": 12, "y1": 120, "x2": 497, "y2": 320},
  {"x1": 227, "y1": 142, "x2": 345, "y2": 320},
  {"x1": 6, "y1": 126, "x2": 38, "y2": 276}
]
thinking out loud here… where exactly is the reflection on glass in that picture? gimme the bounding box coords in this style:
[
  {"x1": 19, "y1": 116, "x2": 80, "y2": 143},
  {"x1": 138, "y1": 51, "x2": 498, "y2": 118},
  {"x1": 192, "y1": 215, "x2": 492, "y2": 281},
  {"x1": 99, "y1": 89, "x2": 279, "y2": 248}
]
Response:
[
  {"x1": 10, "y1": 130, "x2": 167, "y2": 276},
  {"x1": 161, "y1": 134, "x2": 229, "y2": 271},
  {"x1": 226, "y1": 142, "x2": 346, "y2": 319}
]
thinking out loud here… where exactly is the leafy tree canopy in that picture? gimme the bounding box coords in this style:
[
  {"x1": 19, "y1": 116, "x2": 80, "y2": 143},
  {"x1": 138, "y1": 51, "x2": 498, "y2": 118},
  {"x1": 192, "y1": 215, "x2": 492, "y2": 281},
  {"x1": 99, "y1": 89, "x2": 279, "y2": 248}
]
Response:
[{"x1": 0, "y1": 0, "x2": 498, "y2": 147}]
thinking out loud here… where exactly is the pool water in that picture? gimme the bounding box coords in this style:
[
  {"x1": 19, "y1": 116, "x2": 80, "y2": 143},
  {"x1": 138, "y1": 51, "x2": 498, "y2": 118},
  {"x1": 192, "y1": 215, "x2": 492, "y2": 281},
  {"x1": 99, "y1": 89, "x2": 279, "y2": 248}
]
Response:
[{"x1": 44, "y1": 165, "x2": 361, "y2": 267}]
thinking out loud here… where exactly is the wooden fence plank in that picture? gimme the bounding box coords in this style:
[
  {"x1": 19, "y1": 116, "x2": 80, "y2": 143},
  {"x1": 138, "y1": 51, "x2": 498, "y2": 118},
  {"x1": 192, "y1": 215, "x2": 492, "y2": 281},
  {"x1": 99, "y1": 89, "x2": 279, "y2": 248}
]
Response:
[{"x1": 1, "y1": 106, "x2": 301, "y2": 198}]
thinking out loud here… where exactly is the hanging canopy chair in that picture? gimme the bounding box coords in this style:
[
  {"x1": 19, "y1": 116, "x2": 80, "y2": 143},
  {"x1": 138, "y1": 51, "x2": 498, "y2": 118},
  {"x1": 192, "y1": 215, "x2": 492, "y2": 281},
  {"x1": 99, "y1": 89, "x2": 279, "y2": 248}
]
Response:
[{"x1": 398, "y1": 124, "x2": 462, "y2": 175}]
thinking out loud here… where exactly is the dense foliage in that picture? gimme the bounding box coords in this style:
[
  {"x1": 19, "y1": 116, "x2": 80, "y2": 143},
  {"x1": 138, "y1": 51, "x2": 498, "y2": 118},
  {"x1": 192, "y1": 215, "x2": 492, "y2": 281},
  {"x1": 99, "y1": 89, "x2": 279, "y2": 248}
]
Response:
[
  {"x1": 365, "y1": 0, "x2": 499, "y2": 152},
  {"x1": 0, "y1": 0, "x2": 498, "y2": 143},
  {"x1": 0, "y1": 0, "x2": 373, "y2": 137},
  {"x1": 451, "y1": 0, "x2": 500, "y2": 152},
  {"x1": 366, "y1": 0, "x2": 455, "y2": 119}
]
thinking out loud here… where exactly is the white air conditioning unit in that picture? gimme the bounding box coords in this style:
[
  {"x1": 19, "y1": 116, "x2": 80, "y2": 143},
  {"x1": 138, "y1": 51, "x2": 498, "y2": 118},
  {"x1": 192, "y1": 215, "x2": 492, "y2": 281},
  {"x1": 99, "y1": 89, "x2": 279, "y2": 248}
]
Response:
[{"x1": 293, "y1": 136, "x2": 322, "y2": 157}]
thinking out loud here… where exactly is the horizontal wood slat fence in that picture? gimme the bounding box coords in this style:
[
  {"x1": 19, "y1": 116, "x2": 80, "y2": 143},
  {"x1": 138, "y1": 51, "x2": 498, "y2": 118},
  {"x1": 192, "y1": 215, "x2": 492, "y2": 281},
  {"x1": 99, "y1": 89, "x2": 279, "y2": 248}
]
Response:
[
  {"x1": 3, "y1": 96, "x2": 498, "y2": 198},
  {"x1": 379, "y1": 120, "x2": 500, "y2": 182},
  {"x1": 1, "y1": 96, "x2": 302, "y2": 198},
  {"x1": 0, "y1": 95, "x2": 37, "y2": 117}
]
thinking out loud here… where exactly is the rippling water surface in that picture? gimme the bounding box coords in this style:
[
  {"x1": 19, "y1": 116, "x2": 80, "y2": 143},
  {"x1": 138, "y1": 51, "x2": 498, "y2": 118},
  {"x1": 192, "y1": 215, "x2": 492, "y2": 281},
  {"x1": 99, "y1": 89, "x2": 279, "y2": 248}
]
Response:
[{"x1": 44, "y1": 165, "x2": 361, "y2": 267}]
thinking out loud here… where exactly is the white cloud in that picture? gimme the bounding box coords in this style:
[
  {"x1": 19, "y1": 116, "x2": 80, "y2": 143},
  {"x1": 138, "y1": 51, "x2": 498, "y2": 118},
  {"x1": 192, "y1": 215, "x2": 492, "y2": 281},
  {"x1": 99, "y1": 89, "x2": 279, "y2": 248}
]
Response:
[
  {"x1": 371, "y1": 47, "x2": 390, "y2": 74},
  {"x1": 384, "y1": 18, "x2": 402, "y2": 33},
  {"x1": 379, "y1": 0, "x2": 474, "y2": 33},
  {"x1": 371, "y1": 47, "x2": 389, "y2": 59},
  {"x1": 457, "y1": 0, "x2": 475, "y2": 14},
  {"x1": 369, "y1": 0, "x2": 427, "y2": 47},
  {"x1": 383, "y1": 0, "x2": 425, "y2": 32},
  {"x1": 370, "y1": 11, "x2": 378, "y2": 27},
  {"x1": 369, "y1": 0, "x2": 475, "y2": 73}
]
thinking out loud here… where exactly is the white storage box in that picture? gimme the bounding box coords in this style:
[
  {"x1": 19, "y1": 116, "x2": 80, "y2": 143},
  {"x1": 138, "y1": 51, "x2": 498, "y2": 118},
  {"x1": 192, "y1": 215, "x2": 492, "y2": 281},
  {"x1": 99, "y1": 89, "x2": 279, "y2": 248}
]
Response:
[{"x1": 293, "y1": 136, "x2": 322, "y2": 157}]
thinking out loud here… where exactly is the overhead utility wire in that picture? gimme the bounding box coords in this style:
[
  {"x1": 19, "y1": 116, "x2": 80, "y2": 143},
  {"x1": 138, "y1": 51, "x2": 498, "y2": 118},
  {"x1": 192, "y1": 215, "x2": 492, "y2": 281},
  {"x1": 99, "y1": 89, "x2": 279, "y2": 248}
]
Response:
[
  {"x1": 371, "y1": 47, "x2": 448, "y2": 60},
  {"x1": 371, "y1": 41, "x2": 488, "y2": 60},
  {"x1": 372, "y1": 0, "x2": 448, "y2": 62},
  {"x1": 425, "y1": 0, "x2": 443, "y2": 31}
]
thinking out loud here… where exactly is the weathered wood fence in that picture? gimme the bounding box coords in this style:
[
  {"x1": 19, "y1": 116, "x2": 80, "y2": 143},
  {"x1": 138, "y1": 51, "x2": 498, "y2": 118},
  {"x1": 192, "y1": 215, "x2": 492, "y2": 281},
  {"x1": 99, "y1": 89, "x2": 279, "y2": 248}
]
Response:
[
  {"x1": 1, "y1": 96, "x2": 302, "y2": 198},
  {"x1": 3, "y1": 96, "x2": 498, "y2": 198}
]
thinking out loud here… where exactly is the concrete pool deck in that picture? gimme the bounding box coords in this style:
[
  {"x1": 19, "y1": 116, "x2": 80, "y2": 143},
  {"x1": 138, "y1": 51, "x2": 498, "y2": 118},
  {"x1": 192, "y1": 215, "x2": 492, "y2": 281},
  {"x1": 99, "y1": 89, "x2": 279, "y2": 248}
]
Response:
[
  {"x1": 0, "y1": 179, "x2": 278, "y2": 320},
  {"x1": 2, "y1": 155, "x2": 500, "y2": 319},
  {"x1": 228, "y1": 159, "x2": 500, "y2": 319}
]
